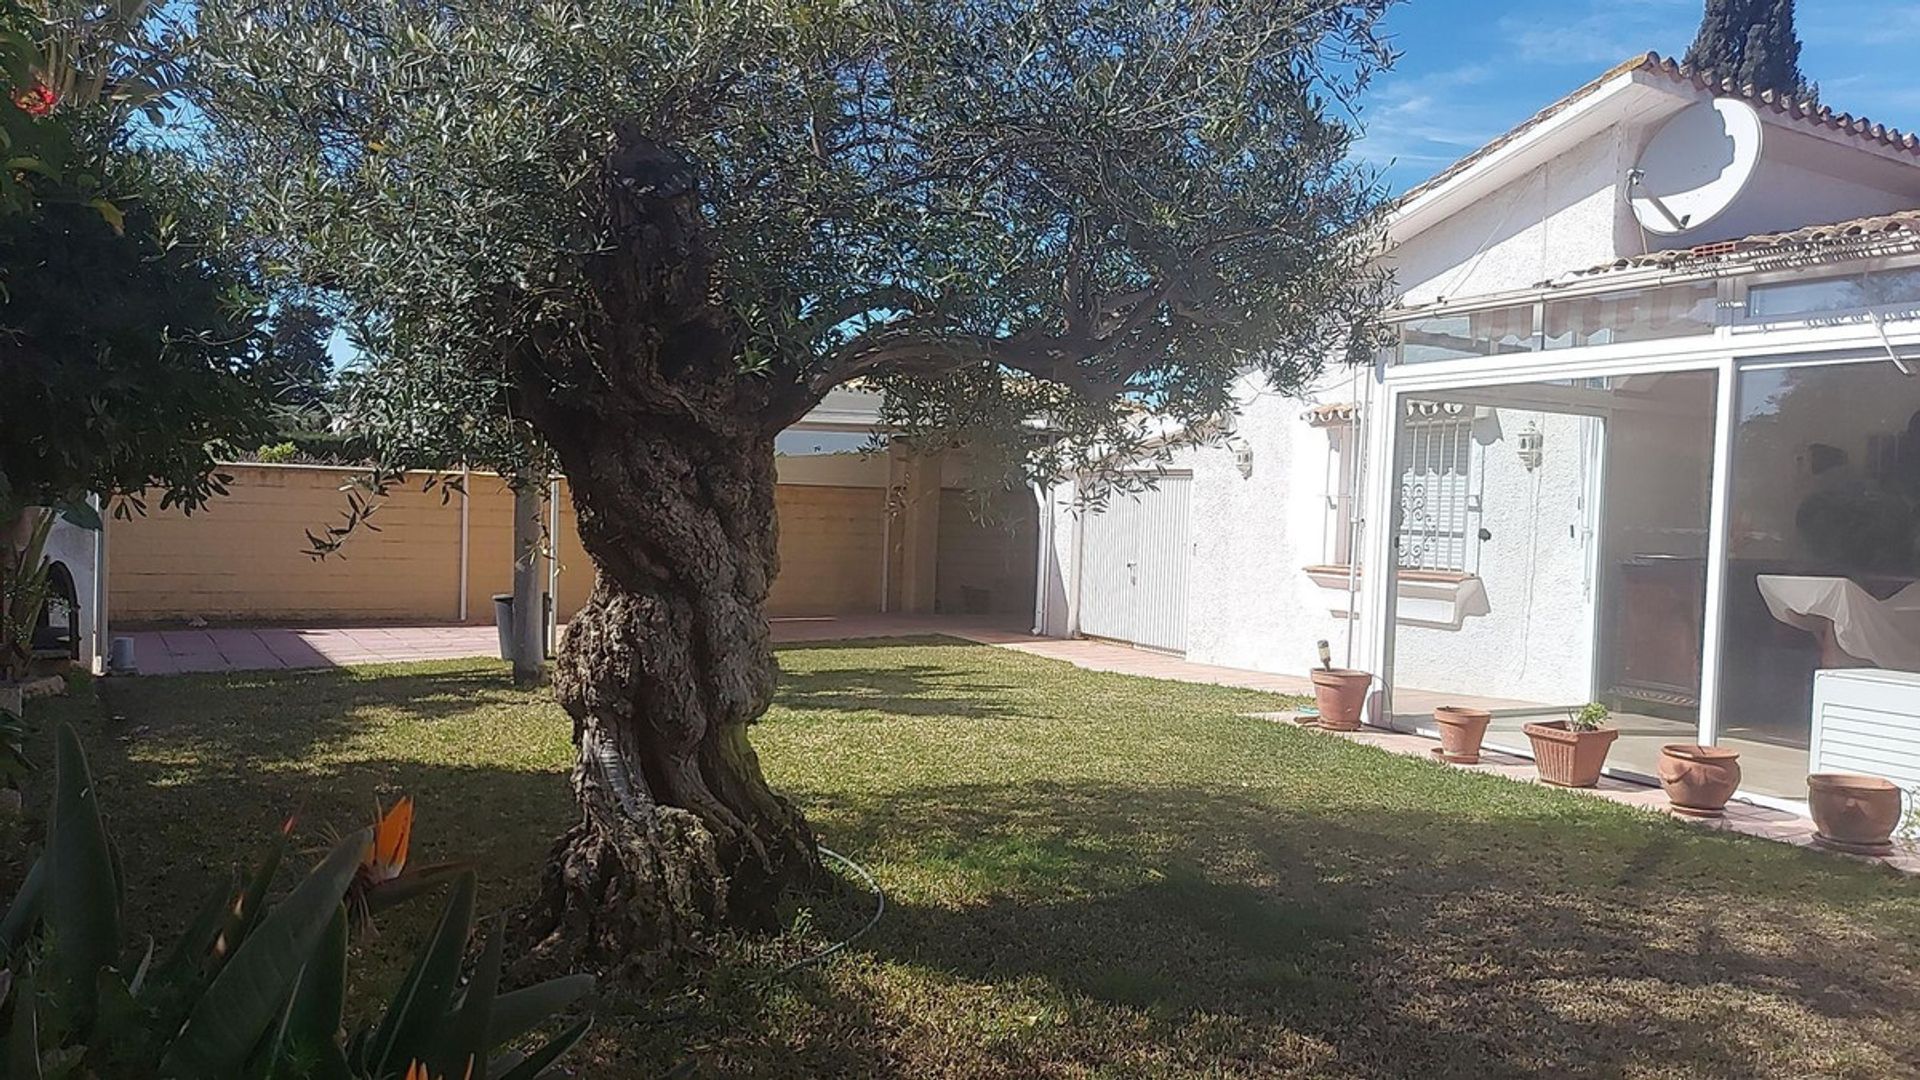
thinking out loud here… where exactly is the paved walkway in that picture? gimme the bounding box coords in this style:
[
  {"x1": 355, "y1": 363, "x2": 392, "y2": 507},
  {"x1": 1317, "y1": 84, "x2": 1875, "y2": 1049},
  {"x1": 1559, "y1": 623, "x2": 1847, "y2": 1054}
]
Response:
[
  {"x1": 122, "y1": 615, "x2": 1042, "y2": 675},
  {"x1": 1251, "y1": 709, "x2": 1920, "y2": 876},
  {"x1": 119, "y1": 614, "x2": 1915, "y2": 872}
]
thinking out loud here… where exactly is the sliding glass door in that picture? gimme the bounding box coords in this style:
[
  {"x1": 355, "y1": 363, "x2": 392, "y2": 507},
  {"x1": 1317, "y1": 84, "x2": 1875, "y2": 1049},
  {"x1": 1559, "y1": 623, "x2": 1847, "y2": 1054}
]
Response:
[
  {"x1": 1716, "y1": 360, "x2": 1920, "y2": 799},
  {"x1": 1386, "y1": 370, "x2": 1719, "y2": 780}
]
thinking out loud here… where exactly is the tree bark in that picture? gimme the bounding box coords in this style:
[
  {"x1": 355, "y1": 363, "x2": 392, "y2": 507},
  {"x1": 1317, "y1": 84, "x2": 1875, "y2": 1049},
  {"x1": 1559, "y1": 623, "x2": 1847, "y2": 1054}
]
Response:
[
  {"x1": 511, "y1": 130, "x2": 823, "y2": 976},
  {"x1": 515, "y1": 423, "x2": 819, "y2": 976}
]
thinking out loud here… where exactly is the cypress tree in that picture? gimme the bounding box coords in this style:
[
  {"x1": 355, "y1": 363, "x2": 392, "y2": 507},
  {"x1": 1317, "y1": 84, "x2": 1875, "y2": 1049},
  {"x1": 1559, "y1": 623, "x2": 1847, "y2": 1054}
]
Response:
[
  {"x1": 1740, "y1": 0, "x2": 1808, "y2": 99},
  {"x1": 1681, "y1": 0, "x2": 1811, "y2": 98},
  {"x1": 1682, "y1": 0, "x2": 1748, "y2": 76}
]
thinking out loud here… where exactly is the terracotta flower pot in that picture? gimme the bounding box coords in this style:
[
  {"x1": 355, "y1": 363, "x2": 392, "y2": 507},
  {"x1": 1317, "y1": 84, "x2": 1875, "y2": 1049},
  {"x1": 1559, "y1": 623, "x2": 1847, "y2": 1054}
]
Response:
[
  {"x1": 1309, "y1": 668, "x2": 1371, "y2": 732},
  {"x1": 1657, "y1": 744, "x2": 1741, "y2": 817},
  {"x1": 1522, "y1": 720, "x2": 1617, "y2": 788},
  {"x1": 1431, "y1": 706, "x2": 1491, "y2": 764},
  {"x1": 1808, "y1": 773, "x2": 1904, "y2": 856}
]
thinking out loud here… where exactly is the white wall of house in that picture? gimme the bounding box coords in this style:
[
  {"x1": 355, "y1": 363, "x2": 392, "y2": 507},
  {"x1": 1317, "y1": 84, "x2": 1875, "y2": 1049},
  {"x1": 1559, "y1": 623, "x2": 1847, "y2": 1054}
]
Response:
[
  {"x1": 1390, "y1": 407, "x2": 1597, "y2": 705},
  {"x1": 1039, "y1": 67, "x2": 1920, "y2": 724},
  {"x1": 1389, "y1": 126, "x2": 1631, "y2": 306}
]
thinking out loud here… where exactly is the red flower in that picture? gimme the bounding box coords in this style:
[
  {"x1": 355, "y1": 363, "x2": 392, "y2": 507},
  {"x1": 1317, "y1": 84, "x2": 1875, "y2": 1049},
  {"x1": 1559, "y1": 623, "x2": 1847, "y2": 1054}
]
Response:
[{"x1": 12, "y1": 83, "x2": 56, "y2": 117}]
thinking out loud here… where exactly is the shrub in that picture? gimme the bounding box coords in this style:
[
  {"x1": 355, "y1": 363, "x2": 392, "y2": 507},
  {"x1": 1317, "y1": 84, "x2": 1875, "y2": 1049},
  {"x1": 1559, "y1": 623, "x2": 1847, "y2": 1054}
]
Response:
[{"x1": 0, "y1": 725, "x2": 594, "y2": 1078}]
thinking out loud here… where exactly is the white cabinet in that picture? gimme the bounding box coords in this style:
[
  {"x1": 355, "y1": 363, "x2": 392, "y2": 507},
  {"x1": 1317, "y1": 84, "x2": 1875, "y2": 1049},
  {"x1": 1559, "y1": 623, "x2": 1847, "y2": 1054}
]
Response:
[{"x1": 1810, "y1": 668, "x2": 1920, "y2": 790}]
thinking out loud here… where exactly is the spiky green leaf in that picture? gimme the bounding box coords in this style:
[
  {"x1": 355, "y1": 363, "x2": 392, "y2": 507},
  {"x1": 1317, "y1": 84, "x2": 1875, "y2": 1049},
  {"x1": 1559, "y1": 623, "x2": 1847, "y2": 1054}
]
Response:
[{"x1": 157, "y1": 826, "x2": 371, "y2": 1078}]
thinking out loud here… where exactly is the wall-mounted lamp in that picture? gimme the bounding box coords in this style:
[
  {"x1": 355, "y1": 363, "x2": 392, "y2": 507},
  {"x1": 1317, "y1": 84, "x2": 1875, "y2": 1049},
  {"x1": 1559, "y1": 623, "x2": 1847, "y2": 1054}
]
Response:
[
  {"x1": 1517, "y1": 423, "x2": 1544, "y2": 471},
  {"x1": 1227, "y1": 435, "x2": 1254, "y2": 479}
]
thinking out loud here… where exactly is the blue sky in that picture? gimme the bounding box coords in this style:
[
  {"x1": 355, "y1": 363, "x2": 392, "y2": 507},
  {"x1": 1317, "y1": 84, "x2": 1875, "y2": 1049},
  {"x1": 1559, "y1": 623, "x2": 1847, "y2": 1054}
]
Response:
[{"x1": 1355, "y1": 0, "x2": 1920, "y2": 194}]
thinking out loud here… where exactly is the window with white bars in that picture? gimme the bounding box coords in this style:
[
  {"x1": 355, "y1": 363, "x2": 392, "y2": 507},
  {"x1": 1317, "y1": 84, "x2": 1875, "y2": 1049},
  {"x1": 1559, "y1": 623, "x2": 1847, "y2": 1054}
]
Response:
[{"x1": 1397, "y1": 415, "x2": 1477, "y2": 573}]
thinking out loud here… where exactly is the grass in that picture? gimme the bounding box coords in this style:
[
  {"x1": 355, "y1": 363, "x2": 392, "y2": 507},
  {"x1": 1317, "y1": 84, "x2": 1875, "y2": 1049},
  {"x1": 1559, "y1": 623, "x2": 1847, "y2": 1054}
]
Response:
[{"x1": 7, "y1": 637, "x2": 1920, "y2": 1078}]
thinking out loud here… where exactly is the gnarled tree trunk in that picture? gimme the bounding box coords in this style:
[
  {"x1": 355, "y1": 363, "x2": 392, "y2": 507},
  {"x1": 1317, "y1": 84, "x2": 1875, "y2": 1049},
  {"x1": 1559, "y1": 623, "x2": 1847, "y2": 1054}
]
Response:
[{"x1": 512, "y1": 131, "x2": 823, "y2": 976}]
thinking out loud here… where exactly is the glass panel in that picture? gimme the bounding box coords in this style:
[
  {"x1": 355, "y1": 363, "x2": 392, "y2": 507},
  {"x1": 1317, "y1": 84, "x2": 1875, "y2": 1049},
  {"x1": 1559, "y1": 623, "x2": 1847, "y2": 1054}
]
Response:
[
  {"x1": 1387, "y1": 372, "x2": 1719, "y2": 783},
  {"x1": 1717, "y1": 363, "x2": 1920, "y2": 799},
  {"x1": 1396, "y1": 305, "x2": 1538, "y2": 363},
  {"x1": 1748, "y1": 268, "x2": 1920, "y2": 320},
  {"x1": 1543, "y1": 282, "x2": 1718, "y2": 349}
]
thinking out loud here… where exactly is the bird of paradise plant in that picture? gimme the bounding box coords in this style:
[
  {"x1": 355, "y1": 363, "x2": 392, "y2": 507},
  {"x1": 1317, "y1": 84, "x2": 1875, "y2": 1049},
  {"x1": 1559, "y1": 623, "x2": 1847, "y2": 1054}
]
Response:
[
  {"x1": 0, "y1": 729, "x2": 597, "y2": 1078},
  {"x1": 406, "y1": 1058, "x2": 474, "y2": 1080},
  {"x1": 345, "y1": 794, "x2": 473, "y2": 933}
]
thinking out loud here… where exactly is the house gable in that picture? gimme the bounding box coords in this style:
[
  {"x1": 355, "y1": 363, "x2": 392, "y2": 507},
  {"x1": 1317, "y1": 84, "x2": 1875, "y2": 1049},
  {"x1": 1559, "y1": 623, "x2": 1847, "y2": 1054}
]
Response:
[{"x1": 1384, "y1": 54, "x2": 1920, "y2": 308}]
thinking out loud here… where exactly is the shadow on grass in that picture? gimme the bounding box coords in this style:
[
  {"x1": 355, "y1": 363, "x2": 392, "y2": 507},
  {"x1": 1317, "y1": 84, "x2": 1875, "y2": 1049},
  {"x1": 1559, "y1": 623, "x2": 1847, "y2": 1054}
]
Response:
[
  {"x1": 764, "y1": 780, "x2": 1920, "y2": 1079},
  {"x1": 775, "y1": 664, "x2": 1028, "y2": 720},
  {"x1": 9, "y1": 659, "x2": 1919, "y2": 1078}
]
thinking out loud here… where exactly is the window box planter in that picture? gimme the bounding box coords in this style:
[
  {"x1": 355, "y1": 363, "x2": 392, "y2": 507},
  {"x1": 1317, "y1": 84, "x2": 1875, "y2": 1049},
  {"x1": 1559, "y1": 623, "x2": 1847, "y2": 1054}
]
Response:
[{"x1": 1522, "y1": 720, "x2": 1617, "y2": 788}]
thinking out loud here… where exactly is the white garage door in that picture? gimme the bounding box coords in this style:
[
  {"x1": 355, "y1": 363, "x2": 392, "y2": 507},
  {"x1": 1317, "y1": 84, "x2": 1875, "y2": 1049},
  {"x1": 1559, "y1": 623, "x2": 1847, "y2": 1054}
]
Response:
[{"x1": 1077, "y1": 474, "x2": 1192, "y2": 653}]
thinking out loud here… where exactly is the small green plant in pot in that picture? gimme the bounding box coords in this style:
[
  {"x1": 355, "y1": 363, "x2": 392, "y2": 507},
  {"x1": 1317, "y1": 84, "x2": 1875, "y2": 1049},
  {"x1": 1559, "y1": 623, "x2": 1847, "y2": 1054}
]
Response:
[{"x1": 1523, "y1": 702, "x2": 1618, "y2": 788}]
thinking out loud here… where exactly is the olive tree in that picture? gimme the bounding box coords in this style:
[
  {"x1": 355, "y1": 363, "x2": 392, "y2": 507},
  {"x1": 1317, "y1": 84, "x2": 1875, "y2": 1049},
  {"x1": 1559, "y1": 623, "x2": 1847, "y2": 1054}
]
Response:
[{"x1": 192, "y1": 0, "x2": 1394, "y2": 973}]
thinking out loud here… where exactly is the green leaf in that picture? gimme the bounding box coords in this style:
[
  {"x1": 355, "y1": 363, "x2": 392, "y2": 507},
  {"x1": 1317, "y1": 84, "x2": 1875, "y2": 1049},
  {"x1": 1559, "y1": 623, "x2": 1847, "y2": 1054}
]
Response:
[
  {"x1": 45, "y1": 724, "x2": 121, "y2": 1030},
  {"x1": 0, "y1": 855, "x2": 44, "y2": 965},
  {"x1": 276, "y1": 905, "x2": 349, "y2": 1077},
  {"x1": 157, "y1": 826, "x2": 371, "y2": 1078},
  {"x1": 6, "y1": 967, "x2": 40, "y2": 1080},
  {"x1": 146, "y1": 871, "x2": 237, "y2": 999},
  {"x1": 492, "y1": 1015, "x2": 590, "y2": 1080},
  {"x1": 360, "y1": 861, "x2": 474, "y2": 918},
  {"x1": 366, "y1": 871, "x2": 475, "y2": 1075},
  {"x1": 485, "y1": 974, "x2": 593, "y2": 1051},
  {"x1": 53, "y1": 501, "x2": 101, "y2": 532},
  {"x1": 213, "y1": 822, "x2": 294, "y2": 979},
  {"x1": 431, "y1": 921, "x2": 503, "y2": 1080},
  {"x1": 88, "y1": 198, "x2": 126, "y2": 236}
]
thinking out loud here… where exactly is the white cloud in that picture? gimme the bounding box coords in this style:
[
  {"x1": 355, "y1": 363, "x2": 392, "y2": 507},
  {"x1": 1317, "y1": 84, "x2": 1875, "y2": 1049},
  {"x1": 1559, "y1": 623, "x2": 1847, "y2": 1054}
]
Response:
[
  {"x1": 1497, "y1": 0, "x2": 1694, "y2": 66},
  {"x1": 1353, "y1": 63, "x2": 1503, "y2": 172}
]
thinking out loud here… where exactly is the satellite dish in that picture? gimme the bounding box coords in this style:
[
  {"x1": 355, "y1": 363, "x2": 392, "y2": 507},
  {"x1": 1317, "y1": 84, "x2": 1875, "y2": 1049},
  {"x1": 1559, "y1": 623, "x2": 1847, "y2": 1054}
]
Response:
[{"x1": 1629, "y1": 98, "x2": 1764, "y2": 235}]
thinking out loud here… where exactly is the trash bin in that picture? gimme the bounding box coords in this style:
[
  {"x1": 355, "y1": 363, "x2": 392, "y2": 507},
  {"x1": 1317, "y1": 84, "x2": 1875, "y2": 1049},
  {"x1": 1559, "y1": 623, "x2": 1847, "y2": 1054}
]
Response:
[{"x1": 492, "y1": 593, "x2": 515, "y2": 661}]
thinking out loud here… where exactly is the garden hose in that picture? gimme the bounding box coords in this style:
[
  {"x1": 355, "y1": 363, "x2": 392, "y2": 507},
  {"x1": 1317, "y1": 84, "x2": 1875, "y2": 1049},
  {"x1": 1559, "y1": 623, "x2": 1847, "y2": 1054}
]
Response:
[{"x1": 774, "y1": 844, "x2": 886, "y2": 976}]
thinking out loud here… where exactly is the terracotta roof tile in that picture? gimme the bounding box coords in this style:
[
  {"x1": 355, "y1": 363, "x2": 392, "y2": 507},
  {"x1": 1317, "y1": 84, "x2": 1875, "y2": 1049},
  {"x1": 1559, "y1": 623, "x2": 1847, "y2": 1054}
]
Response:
[{"x1": 1569, "y1": 208, "x2": 1920, "y2": 279}]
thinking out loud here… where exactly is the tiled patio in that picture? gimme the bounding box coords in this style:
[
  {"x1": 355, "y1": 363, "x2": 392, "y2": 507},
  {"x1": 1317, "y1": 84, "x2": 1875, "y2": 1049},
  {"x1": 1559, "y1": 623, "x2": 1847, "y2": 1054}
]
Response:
[
  {"x1": 1253, "y1": 709, "x2": 1920, "y2": 877},
  {"x1": 116, "y1": 616, "x2": 1915, "y2": 874},
  {"x1": 120, "y1": 615, "x2": 1044, "y2": 676}
]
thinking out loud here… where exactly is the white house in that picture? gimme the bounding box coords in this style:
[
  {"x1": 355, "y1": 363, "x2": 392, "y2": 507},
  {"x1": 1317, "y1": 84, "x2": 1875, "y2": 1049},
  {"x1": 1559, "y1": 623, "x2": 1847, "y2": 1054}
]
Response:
[{"x1": 1037, "y1": 54, "x2": 1920, "y2": 811}]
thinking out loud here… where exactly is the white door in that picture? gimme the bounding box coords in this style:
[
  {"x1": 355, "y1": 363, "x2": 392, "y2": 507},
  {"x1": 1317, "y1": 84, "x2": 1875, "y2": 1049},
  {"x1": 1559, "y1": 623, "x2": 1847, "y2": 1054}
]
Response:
[{"x1": 1077, "y1": 475, "x2": 1192, "y2": 652}]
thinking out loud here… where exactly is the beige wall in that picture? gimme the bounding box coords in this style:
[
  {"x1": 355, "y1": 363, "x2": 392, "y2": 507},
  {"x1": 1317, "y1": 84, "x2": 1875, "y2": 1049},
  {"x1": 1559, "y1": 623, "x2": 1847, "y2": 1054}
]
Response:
[
  {"x1": 109, "y1": 463, "x2": 898, "y2": 625},
  {"x1": 109, "y1": 464, "x2": 466, "y2": 624}
]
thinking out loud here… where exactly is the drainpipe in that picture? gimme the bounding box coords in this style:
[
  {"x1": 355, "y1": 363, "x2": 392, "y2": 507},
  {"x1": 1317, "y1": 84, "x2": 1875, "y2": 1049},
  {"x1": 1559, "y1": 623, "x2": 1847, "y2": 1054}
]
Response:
[
  {"x1": 1343, "y1": 366, "x2": 1368, "y2": 670},
  {"x1": 89, "y1": 493, "x2": 107, "y2": 675},
  {"x1": 878, "y1": 491, "x2": 893, "y2": 614},
  {"x1": 456, "y1": 467, "x2": 471, "y2": 623},
  {"x1": 1029, "y1": 481, "x2": 1050, "y2": 636}
]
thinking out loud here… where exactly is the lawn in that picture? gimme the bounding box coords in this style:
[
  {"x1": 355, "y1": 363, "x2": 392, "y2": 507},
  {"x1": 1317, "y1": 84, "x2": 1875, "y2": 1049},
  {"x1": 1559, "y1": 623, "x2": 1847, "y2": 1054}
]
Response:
[{"x1": 8, "y1": 637, "x2": 1920, "y2": 1078}]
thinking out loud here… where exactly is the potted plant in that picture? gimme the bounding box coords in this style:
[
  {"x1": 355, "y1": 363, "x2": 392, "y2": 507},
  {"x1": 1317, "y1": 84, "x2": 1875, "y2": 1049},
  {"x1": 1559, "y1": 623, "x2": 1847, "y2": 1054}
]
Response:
[
  {"x1": 1657, "y1": 744, "x2": 1742, "y2": 817},
  {"x1": 1807, "y1": 773, "x2": 1904, "y2": 855},
  {"x1": 1431, "y1": 705, "x2": 1491, "y2": 764},
  {"x1": 1523, "y1": 702, "x2": 1617, "y2": 788}
]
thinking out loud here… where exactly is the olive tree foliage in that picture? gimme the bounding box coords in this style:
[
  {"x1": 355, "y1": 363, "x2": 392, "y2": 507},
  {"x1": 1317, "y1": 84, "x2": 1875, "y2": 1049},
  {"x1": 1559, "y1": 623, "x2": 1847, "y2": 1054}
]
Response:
[
  {"x1": 190, "y1": 0, "x2": 1397, "y2": 970},
  {"x1": 193, "y1": 0, "x2": 1393, "y2": 498}
]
